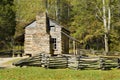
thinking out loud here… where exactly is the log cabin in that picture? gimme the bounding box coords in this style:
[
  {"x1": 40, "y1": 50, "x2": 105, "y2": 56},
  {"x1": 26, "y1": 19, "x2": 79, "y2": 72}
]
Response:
[{"x1": 24, "y1": 13, "x2": 70, "y2": 56}]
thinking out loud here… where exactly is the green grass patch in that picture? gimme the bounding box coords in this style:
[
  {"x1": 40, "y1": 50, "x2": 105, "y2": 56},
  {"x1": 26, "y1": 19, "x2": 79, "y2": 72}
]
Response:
[{"x1": 0, "y1": 67, "x2": 120, "y2": 80}]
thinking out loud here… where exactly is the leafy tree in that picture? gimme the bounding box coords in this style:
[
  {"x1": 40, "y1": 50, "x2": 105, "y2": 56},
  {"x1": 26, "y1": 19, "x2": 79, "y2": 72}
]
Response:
[
  {"x1": 68, "y1": 0, "x2": 104, "y2": 49},
  {"x1": 67, "y1": 0, "x2": 120, "y2": 52},
  {"x1": 0, "y1": 0, "x2": 16, "y2": 50},
  {"x1": 95, "y1": 0, "x2": 120, "y2": 52},
  {"x1": 46, "y1": 0, "x2": 70, "y2": 26}
]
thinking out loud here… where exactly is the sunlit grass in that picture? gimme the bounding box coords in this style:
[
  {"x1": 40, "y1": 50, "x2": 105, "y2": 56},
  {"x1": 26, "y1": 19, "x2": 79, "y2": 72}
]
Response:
[{"x1": 0, "y1": 67, "x2": 120, "y2": 80}]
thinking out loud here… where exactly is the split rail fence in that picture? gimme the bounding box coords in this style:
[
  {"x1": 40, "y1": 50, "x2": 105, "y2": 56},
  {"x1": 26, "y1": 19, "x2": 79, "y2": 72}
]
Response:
[{"x1": 13, "y1": 53, "x2": 120, "y2": 70}]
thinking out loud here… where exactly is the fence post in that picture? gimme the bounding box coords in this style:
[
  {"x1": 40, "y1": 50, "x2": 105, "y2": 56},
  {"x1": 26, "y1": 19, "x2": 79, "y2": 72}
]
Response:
[
  {"x1": 117, "y1": 58, "x2": 120, "y2": 69},
  {"x1": 73, "y1": 41, "x2": 76, "y2": 55},
  {"x1": 100, "y1": 57, "x2": 105, "y2": 70},
  {"x1": 66, "y1": 56, "x2": 69, "y2": 68},
  {"x1": 46, "y1": 56, "x2": 50, "y2": 69},
  {"x1": 78, "y1": 56, "x2": 82, "y2": 70},
  {"x1": 76, "y1": 56, "x2": 79, "y2": 70}
]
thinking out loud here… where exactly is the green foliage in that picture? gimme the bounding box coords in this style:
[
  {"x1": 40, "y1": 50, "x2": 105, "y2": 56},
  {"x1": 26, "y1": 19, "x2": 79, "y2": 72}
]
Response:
[
  {"x1": 68, "y1": 0, "x2": 104, "y2": 49},
  {"x1": 0, "y1": 0, "x2": 16, "y2": 50},
  {"x1": 68, "y1": 0, "x2": 120, "y2": 51},
  {"x1": 14, "y1": 0, "x2": 45, "y2": 37},
  {"x1": 46, "y1": 0, "x2": 70, "y2": 25},
  {"x1": 0, "y1": 0, "x2": 120, "y2": 52},
  {"x1": 109, "y1": 30, "x2": 120, "y2": 51}
]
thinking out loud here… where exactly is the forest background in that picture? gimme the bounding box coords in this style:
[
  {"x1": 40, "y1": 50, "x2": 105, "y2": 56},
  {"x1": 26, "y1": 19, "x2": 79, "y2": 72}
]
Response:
[{"x1": 0, "y1": 0, "x2": 120, "y2": 54}]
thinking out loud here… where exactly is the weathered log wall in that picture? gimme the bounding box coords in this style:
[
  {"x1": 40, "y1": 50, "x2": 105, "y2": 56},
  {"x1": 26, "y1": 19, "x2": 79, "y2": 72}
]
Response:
[{"x1": 24, "y1": 13, "x2": 50, "y2": 56}]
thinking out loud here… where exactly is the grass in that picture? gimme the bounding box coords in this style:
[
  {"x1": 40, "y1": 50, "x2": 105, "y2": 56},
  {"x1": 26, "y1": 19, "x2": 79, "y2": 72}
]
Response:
[{"x1": 0, "y1": 67, "x2": 120, "y2": 80}]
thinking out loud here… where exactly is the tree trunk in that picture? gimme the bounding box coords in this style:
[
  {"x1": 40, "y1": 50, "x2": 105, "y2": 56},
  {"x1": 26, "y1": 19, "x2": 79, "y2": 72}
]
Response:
[
  {"x1": 102, "y1": 0, "x2": 109, "y2": 54},
  {"x1": 108, "y1": 6, "x2": 111, "y2": 32},
  {"x1": 45, "y1": 0, "x2": 48, "y2": 13},
  {"x1": 56, "y1": 0, "x2": 60, "y2": 22}
]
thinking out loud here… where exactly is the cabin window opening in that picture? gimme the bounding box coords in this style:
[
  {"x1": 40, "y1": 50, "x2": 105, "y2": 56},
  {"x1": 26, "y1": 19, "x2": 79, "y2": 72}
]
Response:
[
  {"x1": 52, "y1": 38, "x2": 57, "y2": 50},
  {"x1": 50, "y1": 26, "x2": 56, "y2": 31}
]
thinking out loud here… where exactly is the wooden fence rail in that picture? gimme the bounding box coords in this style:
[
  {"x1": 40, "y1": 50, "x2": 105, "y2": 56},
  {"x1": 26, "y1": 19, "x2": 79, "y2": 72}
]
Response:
[{"x1": 44, "y1": 56, "x2": 68, "y2": 68}]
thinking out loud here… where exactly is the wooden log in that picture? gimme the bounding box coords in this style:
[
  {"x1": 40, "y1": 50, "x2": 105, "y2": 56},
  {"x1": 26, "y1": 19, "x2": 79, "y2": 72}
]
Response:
[{"x1": 101, "y1": 56, "x2": 119, "y2": 58}]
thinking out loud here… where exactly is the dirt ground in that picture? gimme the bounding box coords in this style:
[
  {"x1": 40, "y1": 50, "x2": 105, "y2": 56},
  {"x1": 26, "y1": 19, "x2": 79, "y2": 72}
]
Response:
[{"x1": 0, "y1": 57, "x2": 27, "y2": 68}]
